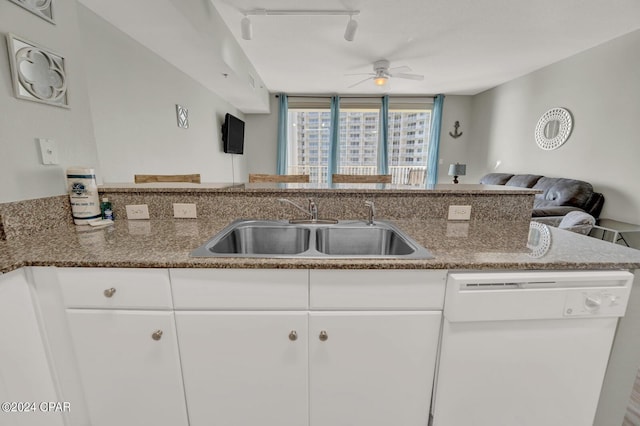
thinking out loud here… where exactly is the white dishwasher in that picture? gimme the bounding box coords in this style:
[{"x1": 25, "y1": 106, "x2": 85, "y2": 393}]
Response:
[{"x1": 431, "y1": 270, "x2": 633, "y2": 426}]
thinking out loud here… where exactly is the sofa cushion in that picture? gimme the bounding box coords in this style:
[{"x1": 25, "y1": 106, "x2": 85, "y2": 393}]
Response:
[
  {"x1": 479, "y1": 173, "x2": 514, "y2": 185},
  {"x1": 505, "y1": 174, "x2": 543, "y2": 188},
  {"x1": 532, "y1": 177, "x2": 594, "y2": 209}
]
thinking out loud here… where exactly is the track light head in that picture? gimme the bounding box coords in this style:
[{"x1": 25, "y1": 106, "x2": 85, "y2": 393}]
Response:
[
  {"x1": 344, "y1": 17, "x2": 358, "y2": 41},
  {"x1": 241, "y1": 16, "x2": 252, "y2": 40}
]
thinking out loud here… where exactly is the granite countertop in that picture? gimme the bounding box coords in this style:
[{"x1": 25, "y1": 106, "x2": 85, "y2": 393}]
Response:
[
  {"x1": 1, "y1": 218, "x2": 639, "y2": 273},
  {"x1": 99, "y1": 182, "x2": 541, "y2": 195}
]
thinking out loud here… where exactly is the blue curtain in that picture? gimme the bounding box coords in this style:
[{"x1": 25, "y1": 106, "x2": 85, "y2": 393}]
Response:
[
  {"x1": 426, "y1": 94, "x2": 445, "y2": 187},
  {"x1": 378, "y1": 95, "x2": 389, "y2": 175},
  {"x1": 276, "y1": 94, "x2": 288, "y2": 175},
  {"x1": 328, "y1": 96, "x2": 340, "y2": 185}
]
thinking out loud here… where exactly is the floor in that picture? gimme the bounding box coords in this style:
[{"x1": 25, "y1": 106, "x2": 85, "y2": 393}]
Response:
[{"x1": 624, "y1": 368, "x2": 640, "y2": 425}]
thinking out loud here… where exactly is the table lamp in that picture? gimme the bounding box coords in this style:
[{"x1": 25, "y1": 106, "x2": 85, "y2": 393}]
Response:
[{"x1": 448, "y1": 163, "x2": 466, "y2": 184}]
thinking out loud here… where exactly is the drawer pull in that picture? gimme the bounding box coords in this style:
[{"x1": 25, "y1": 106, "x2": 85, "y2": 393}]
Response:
[
  {"x1": 289, "y1": 330, "x2": 298, "y2": 341},
  {"x1": 319, "y1": 330, "x2": 328, "y2": 342},
  {"x1": 151, "y1": 330, "x2": 163, "y2": 341},
  {"x1": 103, "y1": 288, "x2": 116, "y2": 298}
]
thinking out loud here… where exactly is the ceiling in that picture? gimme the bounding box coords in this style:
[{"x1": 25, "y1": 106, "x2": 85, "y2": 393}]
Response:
[{"x1": 80, "y1": 0, "x2": 640, "y2": 111}]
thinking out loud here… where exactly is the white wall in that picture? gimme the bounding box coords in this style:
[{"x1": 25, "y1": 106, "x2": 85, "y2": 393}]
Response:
[
  {"x1": 438, "y1": 95, "x2": 473, "y2": 184},
  {"x1": 0, "y1": 0, "x2": 99, "y2": 203},
  {"x1": 77, "y1": 5, "x2": 246, "y2": 184},
  {"x1": 245, "y1": 95, "x2": 279, "y2": 175},
  {"x1": 243, "y1": 94, "x2": 474, "y2": 180},
  {"x1": 469, "y1": 29, "x2": 640, "y2": 224}
]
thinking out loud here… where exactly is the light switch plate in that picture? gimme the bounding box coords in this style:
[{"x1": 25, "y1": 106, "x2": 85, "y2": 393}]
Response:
[
  {"x1": 448, "y1": 205, "x2": 472, "y2": 221},
  {"x1": 173, "y1": 203, "x2": 197, "y2": 218},
  {"x1": 125, "y1": 204, "x2": 150, "y2": 220},
  {"x1": 37, "y1": 138, "x2": 58, "y2": 165}
]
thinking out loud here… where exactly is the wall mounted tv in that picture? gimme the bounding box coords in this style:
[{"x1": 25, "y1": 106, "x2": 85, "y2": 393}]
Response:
[{"x1": 222, "y1": 113, "x2": 245, "y2": 154}]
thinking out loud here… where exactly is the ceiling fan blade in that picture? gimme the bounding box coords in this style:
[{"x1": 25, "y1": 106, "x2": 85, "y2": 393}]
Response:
[
  {"x1": 348, "y1": 76, "x2": 373, "y2": 88},
  {"x1": 392, "y1": 73, "x2": 424, "y2": 81},
  {"x1": 344, "y1": 72, "x2": 375, "y2": 76},
  {"x1": 389, "y1": 65, "x2": 411, "y2": 73}
]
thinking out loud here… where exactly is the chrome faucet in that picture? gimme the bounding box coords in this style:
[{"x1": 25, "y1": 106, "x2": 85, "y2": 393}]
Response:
[
  {"x1": 278, "y1": 198, "x2": 318, "y2": 221},
  {"x1": 364, "y1": 200, "x2": 376, "y2": 225}
]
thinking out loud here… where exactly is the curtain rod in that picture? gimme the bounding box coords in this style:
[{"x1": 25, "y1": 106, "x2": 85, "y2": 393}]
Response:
[{"x1": 275, "y1": 94, "x2": 436, "y2": 99}]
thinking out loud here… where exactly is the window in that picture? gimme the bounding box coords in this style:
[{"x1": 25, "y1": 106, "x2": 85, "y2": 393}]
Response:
[
  {"x1": 288, "y1": 105, "x2": 331, "y2": 183},
  {"x1": 287, "y1": 97, "x2": 432, "y2": 184}
]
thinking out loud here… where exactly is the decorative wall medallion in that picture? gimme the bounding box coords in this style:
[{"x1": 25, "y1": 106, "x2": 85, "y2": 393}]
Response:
[
  {"x1": 534, "y1": 107, "x2": 573, "y2": 150},
  {"x1": 8, "y1": 0, "x2": 55, "y2": 24},
  {"x1": 6, "y1": 34, "x2": 68, "y2": 108},
  {"x1": 176, "y1": 104, "x2": 189, "y2": 129}
]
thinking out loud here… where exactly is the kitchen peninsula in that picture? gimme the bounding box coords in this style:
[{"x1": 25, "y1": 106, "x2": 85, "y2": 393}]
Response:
[{"x1": 0, "y1": 183, "x2": 639, "y2": 426}]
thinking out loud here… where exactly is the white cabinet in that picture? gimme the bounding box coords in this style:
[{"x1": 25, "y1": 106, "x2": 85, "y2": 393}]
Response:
[
  {"x1": 0, "y1": 269, "x2": 64, "y2": 426},
  {"x1": 175, "y1": 311, "x2": 309, "y2": 426},
  {"x1": 172, "y1": 268, "x2": 446, "y2": 426},
  {"x1": 60, "y1": 268, "x2": 188, "y2": 426},
  {"x1": 309, "y1": 311, "x2": 442, "y2": 426},
  {"x1": 308, "y1": 270, "x2": 445, "y2": 426}
]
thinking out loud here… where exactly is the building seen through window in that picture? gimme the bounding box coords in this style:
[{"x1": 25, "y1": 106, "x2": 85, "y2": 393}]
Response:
[{"x1": 287, "y1": 101, "x2": 431, "y2": 185}]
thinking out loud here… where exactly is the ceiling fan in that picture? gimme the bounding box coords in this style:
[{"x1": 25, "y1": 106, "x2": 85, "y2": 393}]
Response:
[{"x1": 347, "y1": 59, "x2": 424, "y2": 88}]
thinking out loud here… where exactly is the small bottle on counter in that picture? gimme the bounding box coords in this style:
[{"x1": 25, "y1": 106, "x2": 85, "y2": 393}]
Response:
[{"x1": 100, "y1": 197, "x2": 114, "y2": 220}]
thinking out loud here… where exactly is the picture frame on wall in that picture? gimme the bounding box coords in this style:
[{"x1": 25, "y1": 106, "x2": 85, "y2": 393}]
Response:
[
  {"x1": 7, "y1": 0, "x2": 55, "y2": 24},
  {"x1": 6, "y1": 33, "x2": 69, "y2": 108}
]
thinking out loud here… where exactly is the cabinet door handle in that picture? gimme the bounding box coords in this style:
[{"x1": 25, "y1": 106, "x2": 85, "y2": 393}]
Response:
[
  {"x1": 151, "y1": 330, "x2": 163, "y2": 341},
  {"x1": 289, "y1": 330, "x2": 298, "y2": 341},
  {"x1": 319, "y1": 330, "x2": 328, "y2": 342},
  {"x1": 103, "y1": 288, "x2": 116, "y2": 298}
]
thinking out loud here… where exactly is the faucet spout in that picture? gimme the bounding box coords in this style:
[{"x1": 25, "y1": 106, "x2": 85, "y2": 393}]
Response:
[
  {"x1": 278, "y1": 198, "x2": 313, "y2": 219},
  {"x1": 364, "y1": 200, "x2": 376, "y2": 225},
  {"x1": 279, "y1": 198, "x2": 337, "y2": 224}
]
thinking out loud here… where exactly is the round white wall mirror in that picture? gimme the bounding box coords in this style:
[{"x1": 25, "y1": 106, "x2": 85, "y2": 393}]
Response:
[{"x1": 535, "y1": 107, "x2": 573, "y2": 150}]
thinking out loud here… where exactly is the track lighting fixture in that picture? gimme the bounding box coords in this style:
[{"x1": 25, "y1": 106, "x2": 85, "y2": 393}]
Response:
[
  {"x1": 344, "y1": 16, "x2": 358, "y2": 42},
  {"x1": 240, "y1": 16, "x2": 252, "y2": 40},
  {"x1": 239, "y1": 9, "x2": 360, "y2": 42}
]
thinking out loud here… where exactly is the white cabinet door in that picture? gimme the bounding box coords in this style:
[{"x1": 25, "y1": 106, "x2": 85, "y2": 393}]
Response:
[
  {"x1": 175, "y1": 311, "x2": 308, "y2": 426},
  {"x1": 66, "y1": 310, "x2": 188, "y2": 426},
  {"x1": 0, "y1": 269, "x2": 64, "y2": 426},
  {"x1": 309, "y1": 311, "x2": 442, "y2": 426}
]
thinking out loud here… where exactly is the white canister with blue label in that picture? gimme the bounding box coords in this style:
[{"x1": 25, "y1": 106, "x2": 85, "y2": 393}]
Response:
[{"x1": 66, "y1": 167, "x2": 101, "y2": 225}]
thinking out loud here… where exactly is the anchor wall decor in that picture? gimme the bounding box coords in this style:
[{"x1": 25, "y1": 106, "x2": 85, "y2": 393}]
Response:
[{"x1": 449, "y1": 121, "x2": 463, "y2": 139}]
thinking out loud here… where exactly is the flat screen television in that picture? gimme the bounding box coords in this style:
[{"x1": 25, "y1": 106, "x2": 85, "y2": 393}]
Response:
[{"x1": 222, "y1": 113, "x2": 245, "y2": 154}]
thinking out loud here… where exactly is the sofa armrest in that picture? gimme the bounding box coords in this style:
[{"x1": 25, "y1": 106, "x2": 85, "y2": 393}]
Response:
[{"x1": 532, "y1": 206, "x2": 586, "y2": 217}]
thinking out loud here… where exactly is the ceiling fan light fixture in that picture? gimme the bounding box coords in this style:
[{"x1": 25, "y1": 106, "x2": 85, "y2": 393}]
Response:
[
  {"x1": 374, "y1": 76, "x2": 388, "y2": 86},
  {"x1": 241, "y1": 16, "x2": 252, "y2": 40},
  {"x1": 344, "y1": 17, "x2": 358, "y2": 42}
]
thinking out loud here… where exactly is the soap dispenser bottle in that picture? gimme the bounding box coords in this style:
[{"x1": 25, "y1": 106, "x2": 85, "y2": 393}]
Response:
[{"x1": 100, "y1": 197, "x2": 114, "y2": 220}]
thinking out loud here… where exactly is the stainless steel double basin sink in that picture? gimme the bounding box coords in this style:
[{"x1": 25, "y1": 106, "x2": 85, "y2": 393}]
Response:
[{"x1": 190, "y1": 219, "x2": 433, "y2": 259}]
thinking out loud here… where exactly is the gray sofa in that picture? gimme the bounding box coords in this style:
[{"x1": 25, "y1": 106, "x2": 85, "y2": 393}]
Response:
[{"x1": 480, "y1": 173, "x2": 605, "y2": 219}]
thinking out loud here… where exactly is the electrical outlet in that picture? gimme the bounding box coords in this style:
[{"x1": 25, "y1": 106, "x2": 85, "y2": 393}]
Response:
[
  {"x1": 173, "y1": 203, "x2": 197, "y2": 219},
  {"x1": 125, "y1": 204, "x2": 150, "y2": 220},
  {"x1": 448, "y1": 205, "x2": 471, "y2": 221}
]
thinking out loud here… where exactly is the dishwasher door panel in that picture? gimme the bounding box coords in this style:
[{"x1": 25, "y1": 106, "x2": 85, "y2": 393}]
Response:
[{"x1": 432, "y1": 317, "x2": 618, "y2": 426}]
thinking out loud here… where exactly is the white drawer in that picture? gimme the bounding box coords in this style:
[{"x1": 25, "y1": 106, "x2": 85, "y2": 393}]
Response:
[
  {"x1": 310, "y1": 270, "x2": 446, "y2": 310},
  {"x1": 170, "y1": 269, "x2": 308, "y2": 310},
  {"x1": 58, "y1": 268, "x2": 173, "y2": 309}
]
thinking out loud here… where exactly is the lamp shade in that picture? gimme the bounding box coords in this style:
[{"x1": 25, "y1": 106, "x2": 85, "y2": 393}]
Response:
[{"x1": 448, "y1": 163, "x2": 466, "y2": 176}]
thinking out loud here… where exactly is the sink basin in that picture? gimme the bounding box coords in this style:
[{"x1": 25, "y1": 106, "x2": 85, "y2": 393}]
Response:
[
  {"x1": 190, "y1": 219, "x2": 433, "y2": 259},
  {"x1": 315, "y1": 227, "x2": 414, "y2": 256},
  {"x1": 208, "y1": 224, "x2": 310, "y2": 255}
]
